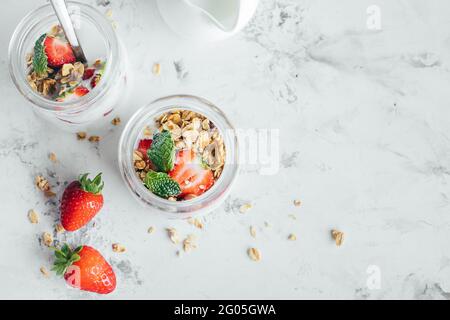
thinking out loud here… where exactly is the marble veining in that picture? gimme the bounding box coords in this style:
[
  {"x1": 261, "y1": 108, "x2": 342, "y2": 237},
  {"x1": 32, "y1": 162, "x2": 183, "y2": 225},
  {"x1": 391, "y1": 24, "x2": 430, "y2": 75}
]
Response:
[{"x1": 1, "y1": 0, "x2": 450, "y2": 299}]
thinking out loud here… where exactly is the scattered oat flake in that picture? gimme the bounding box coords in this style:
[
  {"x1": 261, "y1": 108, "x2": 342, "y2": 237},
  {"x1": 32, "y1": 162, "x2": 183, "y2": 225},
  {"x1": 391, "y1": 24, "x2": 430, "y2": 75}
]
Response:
[
  {"x1": 35, "y1": 175, "x2": 50, "y2": 192},
  {"x1": 294, "y1": 200, "x2": 302, "y2": 207},
  {"x1": 147, "y1": 226, "x2": 155, "y2": 234},
  {"x1": 106, "y1": 9, "x2": 113, "y2": 17},
  {"x1": 239, "y1": 203, "x2": 252, "y2": 214},
  {"x1": 76, "y1": 132, "x2": 87, "y2": 140},
  {"x1": 42, "y1": 232, "x2": 53, "y2": 247},
  {"x1": 55, "y1": 223, "x2": 65, "y2": 233},
  {"x1": 167, "y1": 228, "x2": 180, "y2": 244},
  {"x1": 188, "y1": 218, "x2": 204, "y2": 230},
  {"x1": 152, "y1": 63, "x2": 161, "y2": 75},
  {"x1": 28, "y1": 209, "x2": 39, "y2": 224},
  {"x1": 88, "y1": 136, "x2": 101, "y2": 143},
  {"x1": 112, "y1": 243, "x2": 126, "y2": 253},
  {"x1": 111, "y1": 117, "x2": 121, "y2": 126},
  {"x1": 288, "y1": 234, "x2": 297, "y2": 241},
  {"x1": 40, "y1": 266, "x2": 49, "y2": 277},
  {"x1": 331, "y1": 230, "x2": 344, "y2": 246},
  {"x1": 248, "y1": 248, "x2": 261, "y2": 262},
  {"x1": 183, "y1": 234, "x2": 197, "y2": 253},
  {"x1": 49, "y1": 152, "x2": 57, "y2": 163},
  {"x1": 249, "y1": 226, "x2": 256, "y2": 238}
]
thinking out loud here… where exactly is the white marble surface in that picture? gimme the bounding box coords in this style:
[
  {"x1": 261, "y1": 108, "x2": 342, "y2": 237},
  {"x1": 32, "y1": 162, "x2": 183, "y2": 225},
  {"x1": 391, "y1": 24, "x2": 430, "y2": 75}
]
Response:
[{"x1": 1, "y1": 0, "x2": 450, "y2": 300}]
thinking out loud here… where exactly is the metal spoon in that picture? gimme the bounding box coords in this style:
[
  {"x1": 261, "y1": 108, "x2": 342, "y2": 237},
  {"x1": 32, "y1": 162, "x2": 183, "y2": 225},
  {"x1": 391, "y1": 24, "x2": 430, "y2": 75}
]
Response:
[{"x1": 50, "y1": 0, "x2": 87, "y2": 63}]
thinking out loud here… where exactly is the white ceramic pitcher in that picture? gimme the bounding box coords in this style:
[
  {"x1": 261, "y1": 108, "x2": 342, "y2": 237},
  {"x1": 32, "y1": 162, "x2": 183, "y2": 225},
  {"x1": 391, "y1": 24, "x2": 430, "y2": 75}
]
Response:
[{"x1": 156, "y1": 0, "x2": 259, "y2": 41}]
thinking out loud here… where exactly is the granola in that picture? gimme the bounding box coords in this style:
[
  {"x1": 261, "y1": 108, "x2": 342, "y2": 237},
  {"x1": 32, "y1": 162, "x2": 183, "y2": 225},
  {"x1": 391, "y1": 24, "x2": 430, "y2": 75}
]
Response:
[
  {"x1": 239, "y1": 203, "x2": 252, "y2": 214},
  {"x1": 134, "y1": 109, "x2": 226, "y2": 201},
  {"x1": 28, "y1": 209, "x2": 39, "y2": 224},
  {"x1": 35, "y1": 175, "x2": 56, "y2": 197},
  {"x1": 331, "y1": 230, "x2": 344, "y2": 246},
  {"x1": 188, "y1": 218, "x2": 204, "y2": 230},
  {"x1": 76, "y1": 132, "x2": 87, "y2": 140},
  {"x1": 112, "y1": 243, "x2": 126, "y2": 253},
  {"x1": 88, "y1": 135, "x2": 101, "y2": 143},
  {"x1": 249, "y1": 226, "x2": 257, "y2": 238},
  {"x1": 331, "y1": 230, "x2": 344, "y2": 247},
  {"x1": 167, "y1": 228, "x2": 180, "y2": 244},
  {"x1": 42, "y1": 232, "x2": 53, "y2": 247},
  {"x1": 248, "y1": 248, "x2": 261, "y2": 262},
  {"x1": 288, "y1": 234, "x2": 297, "y2": 241},
  {"x1": 183, "y1": 234, "x2": 197, "y2": 253},
  {"x1": 111, "y1": 117, "x2": 121, "y2": 126},
  {"x1": 26, "y1": 25, "x2": 106, "y2": 102},
  {"x1": 152, "y1": 63, "x2": 161, "y2": 76},
  {"x1": 40, "y1": 266, "x2": 50, "y2": 277},
  {"x1": 48, "y1": 152, "x2": 57, "y2": 163}
]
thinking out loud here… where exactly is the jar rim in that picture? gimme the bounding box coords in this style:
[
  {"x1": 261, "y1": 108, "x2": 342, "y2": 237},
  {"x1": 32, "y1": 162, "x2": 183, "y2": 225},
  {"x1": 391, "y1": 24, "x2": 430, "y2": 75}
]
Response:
[
  {"x1": 118, "y1": 95, "x2": 240, "y2": 218},
  {"x1": 8, "y1": 1, "x2": 119, "y2": 113}
]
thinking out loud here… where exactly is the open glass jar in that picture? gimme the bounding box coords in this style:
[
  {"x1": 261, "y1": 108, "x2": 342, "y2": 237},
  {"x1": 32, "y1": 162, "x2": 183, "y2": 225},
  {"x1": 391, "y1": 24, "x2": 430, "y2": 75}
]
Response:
[
  {"x1": 119, "y1": 95, "x2": 239, "y2": 219},
  {"x1": 9, "y1": 1, "x2": 127, "y2": 132}
]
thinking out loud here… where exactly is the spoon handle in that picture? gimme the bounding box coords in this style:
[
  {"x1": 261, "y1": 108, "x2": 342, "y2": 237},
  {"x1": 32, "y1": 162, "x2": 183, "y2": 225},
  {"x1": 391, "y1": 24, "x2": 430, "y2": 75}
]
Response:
[{"x1": 50, "y1": 0, "x2": 87, "y2": 64}]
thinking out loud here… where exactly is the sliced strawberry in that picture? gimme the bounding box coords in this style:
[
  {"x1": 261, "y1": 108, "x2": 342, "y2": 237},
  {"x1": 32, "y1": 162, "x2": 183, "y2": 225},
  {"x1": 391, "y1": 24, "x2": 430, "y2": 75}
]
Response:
[
  {"x1": 137, "y1": 139, "x2": 153, "y2": 158},
  {"x1": 74, "y1": 86, "x2": 90, "y2": 97},
  {"x1": 44, "y1": 36, "x2": 76, "y2": 67},
  {"x1": 83, "y1": 68, "x2": 95, "y2": 80},
  {"x1": 168, "y1": 150, "x2": 214, "y2": 197}
]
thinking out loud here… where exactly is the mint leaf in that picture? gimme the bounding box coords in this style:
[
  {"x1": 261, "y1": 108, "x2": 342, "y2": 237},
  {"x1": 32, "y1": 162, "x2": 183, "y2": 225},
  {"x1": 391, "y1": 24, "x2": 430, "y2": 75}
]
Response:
[
  {"x1": 144, "y1": 170, "x2": 181, "y2": 198},
  {"x1": 148, "y1": 130, "x2": 175, "y2": 172},
  {"x1": 33, "y1": 34, "x2": 48, "y2": 76}
]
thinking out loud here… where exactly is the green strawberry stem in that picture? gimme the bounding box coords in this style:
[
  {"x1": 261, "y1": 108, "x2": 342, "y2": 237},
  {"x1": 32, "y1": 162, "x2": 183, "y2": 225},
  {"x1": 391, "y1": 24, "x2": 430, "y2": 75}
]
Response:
[
  {"x1": 51, "y1": 244, "x2": 83, "y2": 276},
  {"x1": 33, "y1": 34, "x2": 48, "y2": 76},
  {"x1": 148, "y1": 130, "x2": 175, "y2": 173},
  {"x1": 79, "y1": 173, "x2": 104, "y2": 195}
]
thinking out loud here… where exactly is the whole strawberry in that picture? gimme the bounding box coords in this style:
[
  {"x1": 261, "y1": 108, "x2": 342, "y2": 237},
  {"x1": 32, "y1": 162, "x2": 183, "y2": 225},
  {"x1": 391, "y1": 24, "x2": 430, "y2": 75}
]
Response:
[
  {"x1": 61, "y1": 173, "x2": 104, "y2": 231},
  {"x1": 52, "y1": 244, "x2": 116, "y2": 294}
]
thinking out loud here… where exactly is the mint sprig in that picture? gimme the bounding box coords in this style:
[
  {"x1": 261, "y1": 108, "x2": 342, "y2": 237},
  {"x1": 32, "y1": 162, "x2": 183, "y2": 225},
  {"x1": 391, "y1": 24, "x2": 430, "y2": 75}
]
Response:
[
  {"x1": 33, "y1": 34, "x2": 48, "y2": 76},
  {"x1": 144, "y1": 170, "x2": 181, "y2": 198},
  {"x1": 148, "y1": 130, "x2": 175, "y2": 172}
]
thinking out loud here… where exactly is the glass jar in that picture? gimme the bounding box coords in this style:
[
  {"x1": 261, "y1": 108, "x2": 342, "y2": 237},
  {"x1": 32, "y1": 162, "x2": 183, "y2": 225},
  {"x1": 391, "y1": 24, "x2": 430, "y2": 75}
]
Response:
[
  {"x1": 8, "y1": 1, "x2": 127, "y2": 132},
  {"x1": 119, "y1": 95, "x2": 239, "y2": 219}
]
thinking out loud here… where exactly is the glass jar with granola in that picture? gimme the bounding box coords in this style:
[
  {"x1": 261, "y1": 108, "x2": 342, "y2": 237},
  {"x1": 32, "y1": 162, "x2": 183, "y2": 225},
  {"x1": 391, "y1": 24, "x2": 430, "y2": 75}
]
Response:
[
  {"x1": 9, "y1": 2, "x2": 127, "y2": 132},
  {"x1": 119, "y1": 95, "x2": 239, "y2": 218}
]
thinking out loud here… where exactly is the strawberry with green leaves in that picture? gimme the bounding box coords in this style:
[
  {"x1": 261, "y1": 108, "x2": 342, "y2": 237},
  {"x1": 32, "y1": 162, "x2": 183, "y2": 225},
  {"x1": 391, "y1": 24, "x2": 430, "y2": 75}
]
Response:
[
  {"x1": 52, "y1": 244, "x2": 116, "y2": 295},
  {"x1": 60, "y1": 173, "x2": 104, "y2": 231}
]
